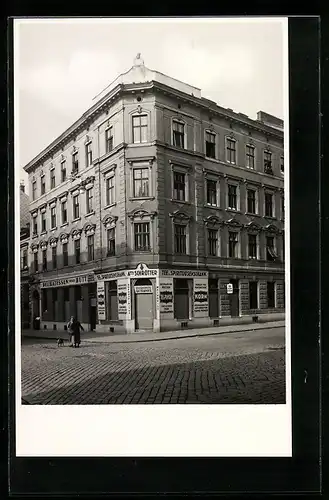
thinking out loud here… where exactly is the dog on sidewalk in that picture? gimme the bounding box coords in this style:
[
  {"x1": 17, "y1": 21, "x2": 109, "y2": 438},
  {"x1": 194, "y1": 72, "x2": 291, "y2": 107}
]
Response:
[{"x1": 57, "y1": 338, "x2": 64, "y2": 347}]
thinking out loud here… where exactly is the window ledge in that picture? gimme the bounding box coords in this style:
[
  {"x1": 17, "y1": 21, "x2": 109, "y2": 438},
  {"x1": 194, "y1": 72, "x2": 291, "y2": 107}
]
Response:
[
  {"x1": 245, "y1": 212, "x2": 260, "y2": 217},
  {"x1": 129, "y1": 196, "x2": 155, "y2": 202},
  {"x1": 60, "y1": 222, "x2": 68, "y2": 228},
  {"x1": 104, "y1": 202, "x2": 117, "y2": 210},
  {"x1": 226, "y1": 208, "x2": 241, "y2": 214},
  {"x1": 40, "y1": 231, "x2": 47, "y2": 236},
  {"x1": 134, "y1": 249, "x2": 152, "y2": 253},
  {"x1": 72, "y1": 217, "x2": 81, "y2": 223},
  {"x1": 204, "y1": 204, "x2": 220, "y2": 210},
  {"x1": 265, "y1": 216, "x2": 277, "y2": 221},
  {"x1": 85, "y1": 211, "x2": 95, "y2": 218},
  {"x1": 170, "y1": 199, "x2": 190, "y2": 205},
  {"x1": 50, "y1": 227, "x2": 57, "y2": 232},
  {"x1": 205, "y1": 155, "x2": 217, "y2": 161},
  {"x1": 32, "y1": 234, "x2": 38, "y2": 239}
]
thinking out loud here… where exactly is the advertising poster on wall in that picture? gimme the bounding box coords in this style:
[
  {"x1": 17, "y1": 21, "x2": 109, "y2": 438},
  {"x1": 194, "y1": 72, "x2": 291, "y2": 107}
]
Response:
[
  {"x1": 159, "y1": 278, "x2": 174, "y2": 314},
  {"x1": 97, "y1": 281, "x2": 106, "y2": 320},
  {"x1": 193, "y1": 278, "x2": 209, "y2": 317},
  {"x1": 117, "y1": 279, "x2": 131, "y2": 320}
]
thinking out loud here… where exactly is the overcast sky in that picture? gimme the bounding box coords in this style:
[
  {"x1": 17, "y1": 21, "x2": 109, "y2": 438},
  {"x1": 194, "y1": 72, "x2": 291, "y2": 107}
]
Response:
[{"x1": 15, "y1": 18, "x2": 285, "y2": 189}]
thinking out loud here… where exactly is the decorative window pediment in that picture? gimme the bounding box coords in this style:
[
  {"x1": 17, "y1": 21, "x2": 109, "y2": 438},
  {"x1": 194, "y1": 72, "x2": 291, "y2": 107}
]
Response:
[
  {"x1": 60, "y1": 232, "x2": 69, "y2": 244},
  {"x1": 83, "y1": 223, "x2": 96, "y2": 236},
  {"x1": 71, "y1": 146, "x2": 78, "y2": 155},
  {"x1": 40, "y1": 240, "x2": 48, "y2": 250},
  {"x1": 265, "y1": 223, "x2": 279, "y2": 234},
  {"x1": 169, "y1": 210, "x2": 192, "y2": 223},
  {"x1": 71, "y1": 229, "x2": 82, "y2": 240},
  {"x1": 84, "y1": 135, "x2": 91, "y2": 145},
  {"x1": 39, "y1": 169, "x2": 44, "y2": 177},
  {"x1": 48, "y1": 197, "x2": 57, "y2": 208},
  {"x1": 59, "y1": 191, "x2": 68, "y2": 203},
  {"x1": 225, "y1": 217, "x2": 243, "y2": 228},
  {"x1": 49, "y1": 237, "x2": 58, "y2": 247},
  {"x1": 60, "y1": 154, "x2": 66, "y2": 163},
  {"x1": 31, "y1": 210, "x2": 38, "y2": 218},
  {"x1": 31, "y1": 243, "x2": 39, "y2": 253},
  {"x1": 128, "y1": 208, "x2": 156, "y2": 221},
  {"x1": 204, "y1": 215, "x2": 222, "y2": 227},
  {"x1": 40, "y1": 204, "x2": 47, "y2": 214},
  {"x1": 102, "y1": 215, "x2": 118, "y2": 229},
  {"x1": 245, "y1": 221, "x2": 262, "y2": 232}
]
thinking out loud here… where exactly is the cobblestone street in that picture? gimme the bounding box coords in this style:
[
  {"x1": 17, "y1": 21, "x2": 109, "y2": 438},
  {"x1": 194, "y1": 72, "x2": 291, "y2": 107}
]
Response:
[{"x1": 21, "y1": 327, "x2": 286, "y2": 404}]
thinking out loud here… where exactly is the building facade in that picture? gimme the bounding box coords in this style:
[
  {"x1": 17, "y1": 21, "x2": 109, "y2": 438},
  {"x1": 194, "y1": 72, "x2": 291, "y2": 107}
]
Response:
[
  {"x1": 20, "y1": 182, "x2": 30, "y2": 328},
  {"x1": 23, "y1": 55, "x2": 285, "y2": 334}
]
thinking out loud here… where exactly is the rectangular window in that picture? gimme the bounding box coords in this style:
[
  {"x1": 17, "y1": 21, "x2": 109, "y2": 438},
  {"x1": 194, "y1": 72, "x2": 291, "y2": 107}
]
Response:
[
  {"x1": 228, "y1": 231, "x2": 238, "y2": 258},
  {"x1": 86, "y1": 142, "x2": 93, "y2": 167},
  {"x1": 173, "y1": 120, "x2": 185, "y2": 148},
  {"x1": 74, "y1": 239, "x2": 81, "y2": 264},
  {"x1": 52, "y1": 246, "x2": 57, "y2": 269},
  {"x1": 133, "y1": 168, "x2": 149, "y2": 198},
  {"x1": 267, "y1": 282, "x2": 275, "y2": 308},
  {"x1": 174, "y1": 224, "x2": 187, "y2": 254},
  {"x1": 246, "y1": 144, "x2": 255, "y2": 169},
  {"x1": 249, "y1": 281, "x2": 258, "y2": 309},
  {"x1": 50, "y1": 168, "x2": 56, "y2": 189},
  {"x1": 72, "y1": 152, "x2": 79, "y2": 175},
  {"x1": 206, "y1": 179, "x2": 217, "y2": 206},
  {"x1": 22, "y1": 249, "x2": 28, "y2": 268},
  {"x1": 32, "y1": 181, "x2": 37, "y2": 201},
  {"x1": 106, "y1": 176, "x2": 115, "y2": 206},
  {"x1": 132, "y1": 115, "x2": 148, "y2": 144},
  {"x1": 42, "y1": 249, "x2": 47, "y2": 271},
  {"x1": 208, "y1": 229, "x2": 218, "y2": 256},
  {"x1": 41, "y1": 175, "x2": 46, "y2": 195},
  {"x1": 266, "y1": 236, "x2": 277, "y2": 261},
  {"x1": 41, "y1": 211, "x2": 46, "y2": 232},
  {"x1": 173, "y1": 172, "x2": 186, "y2": 201},
  {"x1": 87, "y1": 235, "x2": 94, "y2": 261},
  {"x1": 61, "y1": 161, "x2": 67, "y2": 182},
  {"x1": 107, "y1": 228, "x2": 116, "y2": 256},
  {"x1": 33, "y1": 216, "x2": 37, "y2": 235},
  {"x1": 247, "y1": 189, "x2": 256, "y2": 214},
  {"x1": 228, "y1": 184, "x2": 237, "y2": 210},
  {"x1": 264, "y1": 150, "x2": 273, "y2": 174},
  {"x1": 33, "y1": 252, "x2": 38, "y2": 272},
  {"x1": 265, "y1": 192, "x2": 273, "y2": 217},
  {"x1": 73, "y1": 195, "x2": 80, "y2": 219},
  {"x1": 134, "y1": 222, "x2": 150, "y2": 251},
  {"x1": 105, "y1": 127, "x2": 113, "y2": 153},
  {"x1": 50, "y1": 207, "x2": 56, "y2": 228},
  {"x1": 63, "y1": 243, "x2": 68, "y2": 266},
  {"x1": 61, "y1": 200, "x2": 67, "y2": 224},
  {"x1": 226, "y1": 138, "x2": 236, "y2": 164},
  {"x1": 205, "y1": 131, "x2": 216, "y2": 158},
  {"x1": 280, "y1": 156, "x2": 284, "y2": 174},
  {"x1": 86, "y1": 188, "x2": 93, "y2": 213},
  {"x1": 248, "y1": 234, "x2": 257, "y2": 259}
]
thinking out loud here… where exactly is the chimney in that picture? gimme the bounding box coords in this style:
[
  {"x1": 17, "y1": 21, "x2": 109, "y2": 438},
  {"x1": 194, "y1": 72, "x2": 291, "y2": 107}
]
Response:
[{"x1": 20, "y1": 181, "x2": 25, "y2": 193}]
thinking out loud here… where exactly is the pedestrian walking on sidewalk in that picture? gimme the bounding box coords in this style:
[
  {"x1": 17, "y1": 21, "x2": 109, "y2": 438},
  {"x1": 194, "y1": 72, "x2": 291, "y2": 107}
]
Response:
[{"x1": 67, "y1": 316, "x2": 84, "y2": 348}]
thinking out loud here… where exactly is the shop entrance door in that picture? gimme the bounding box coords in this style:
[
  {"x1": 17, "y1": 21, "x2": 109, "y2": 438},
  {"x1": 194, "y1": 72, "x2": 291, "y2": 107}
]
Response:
[
  {"x1": 230, "y1": 279, "x2": 240, "y2": 317},
  {"x1": 134, "y1": 279, "x2": 153, "y2": 330}
]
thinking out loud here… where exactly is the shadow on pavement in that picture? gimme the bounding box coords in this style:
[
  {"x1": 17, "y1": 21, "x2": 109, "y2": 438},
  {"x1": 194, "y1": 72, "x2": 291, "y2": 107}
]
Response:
[{"x1": 22, "y1": 350, "x2": 286, "y2": 405}]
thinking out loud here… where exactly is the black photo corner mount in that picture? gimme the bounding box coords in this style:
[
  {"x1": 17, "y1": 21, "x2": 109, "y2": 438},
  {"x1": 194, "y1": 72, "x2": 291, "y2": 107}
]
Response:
[{"x1": 7, "y1": 16, "x2": 321, "y2": 496}]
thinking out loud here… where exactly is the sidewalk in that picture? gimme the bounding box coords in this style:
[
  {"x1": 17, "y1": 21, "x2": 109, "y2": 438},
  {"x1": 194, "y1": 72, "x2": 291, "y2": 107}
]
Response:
[{"x1": 22, "y1": 320, "x2": 285, "y2": 345}]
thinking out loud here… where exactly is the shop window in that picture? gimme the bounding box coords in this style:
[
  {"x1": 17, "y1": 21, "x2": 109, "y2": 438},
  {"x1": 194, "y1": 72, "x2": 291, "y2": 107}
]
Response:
[
  {"x1": 267, "y1": 282, "x2": 275, "y2": 308},
  {"x1": 108, "y1": 281, "x2": 118, "y2": 320},
  {"x1": 249, "y1": 281, "x2": 258, "y2": 309},
  {"x1": 209, "y1": 278, "x2": 219, "y2": 318},
  {"x1": 174, "y1": 279, "x2": 189, "y2": 320}
]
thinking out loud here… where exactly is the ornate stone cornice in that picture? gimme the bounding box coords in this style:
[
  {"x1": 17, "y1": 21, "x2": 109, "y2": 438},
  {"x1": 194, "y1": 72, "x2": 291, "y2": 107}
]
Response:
[
  {"x1": 48, "y1": 237, "x2": 58, "y2": 247},
  {"x1": 169, "y1": 210, "x2": 192, "y2": 223},
  {"x1": 59, "y1": 232, "x2": 69, "y2": 244},
  {"x1": 102, "y1": 215, "x2": 118, "y2": 228},
  {"x1": 203, "y1": 215, "x2": 223, "y2": 227},
  {"x1": 128, "y1": 208, "x2": 157, "y2": 220},
  {"x1": 83, "y1": 223, "x2": 96, "y2": 235}
]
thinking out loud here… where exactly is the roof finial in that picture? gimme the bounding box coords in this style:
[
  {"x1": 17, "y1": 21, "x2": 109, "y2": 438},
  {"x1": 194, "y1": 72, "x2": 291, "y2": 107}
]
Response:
[{"x1": 133, "y1": 53, "x2": 144, "y2": 67}]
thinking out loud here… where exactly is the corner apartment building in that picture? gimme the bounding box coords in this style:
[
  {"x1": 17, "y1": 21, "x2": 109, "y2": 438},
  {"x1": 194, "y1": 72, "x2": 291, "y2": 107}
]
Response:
[{"x1": 23, "y1": 54, "x2": 285, "y2": 334}]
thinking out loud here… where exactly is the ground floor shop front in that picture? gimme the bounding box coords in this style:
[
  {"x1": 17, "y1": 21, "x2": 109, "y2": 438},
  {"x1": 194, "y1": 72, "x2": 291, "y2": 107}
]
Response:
[
  {"x1": 31, "y1": 264, "x2": 285, "y2": 334},
  {"x1": 94, "y1": 263, "x2": 285, "y2": 334}
]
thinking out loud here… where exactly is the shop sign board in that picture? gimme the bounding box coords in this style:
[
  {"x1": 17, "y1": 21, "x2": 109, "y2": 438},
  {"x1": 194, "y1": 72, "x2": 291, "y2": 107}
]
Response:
[
  {"x1": 193, "y1": 278, "x2": 209, "y2": 317},
  {"x1": 227, "y1": 283, "x2": 233, "y2": 294},
  {"x1": 160, "y1": 269, "x2": 208, "y2": 278},
  {"x1": 96, "y1": 263, "x2": 159, "y2": 281},
  {"x1": 159, "y1": 278, "x2": 174, "y2": 314},
  {"x1": 118, "y1": 279, "x2": 131, "y2": 320},
  {"x1": 134, "y1": 285, "x2": 153, "y2": 294},
  {"x1": 97, "y1": 281, "x2": 106, "y2": 320},
  {"x1": 41, "y1": 273, "x2": 95, "y2": 288}
]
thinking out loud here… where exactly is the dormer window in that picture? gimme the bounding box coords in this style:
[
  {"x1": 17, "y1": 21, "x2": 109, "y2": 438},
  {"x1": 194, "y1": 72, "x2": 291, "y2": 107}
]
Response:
[
  {"x1": 132, "y1": 115, "x2": 148, "y2": 144},
  {"x1": 172, "y1": 120, "x2": 185, "y2": 149}
]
